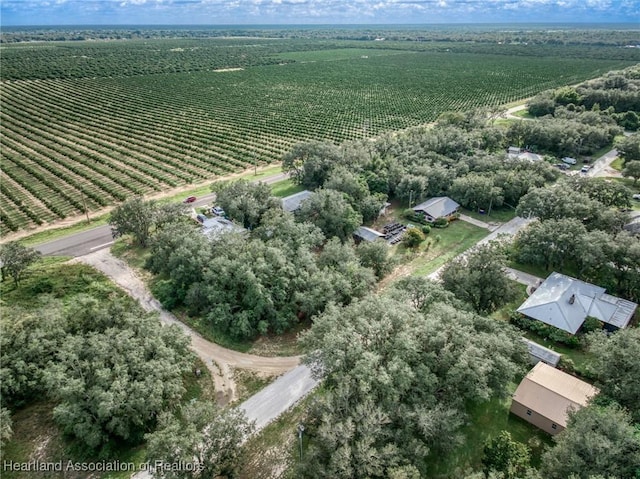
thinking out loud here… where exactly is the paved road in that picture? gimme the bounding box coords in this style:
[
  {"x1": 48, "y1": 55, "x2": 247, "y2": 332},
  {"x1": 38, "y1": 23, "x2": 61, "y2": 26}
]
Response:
[
  {"x1": 587, "y1": 148, "x2": 620, "y2": 178},
  {"x1": 33, "y1": 172, "x2": 288, "y2": 257},
  {"x1": 504, "y1": 267, "x2": 544, "y2": 287},
  {"x1": 239, "y1": 365, "x2": 319, "y2": 433}
]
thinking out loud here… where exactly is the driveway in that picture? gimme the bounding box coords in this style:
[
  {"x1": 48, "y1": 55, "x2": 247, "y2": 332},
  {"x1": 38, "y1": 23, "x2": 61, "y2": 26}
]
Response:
[{"x1": 75, "y1": 248, "x2": 300, "y2": 406}]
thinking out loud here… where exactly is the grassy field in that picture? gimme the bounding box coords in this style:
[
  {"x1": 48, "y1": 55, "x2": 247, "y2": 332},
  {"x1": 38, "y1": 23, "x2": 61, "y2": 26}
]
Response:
[
  {"x1": 1, "y1": 38, "x2": 634, "y2": 235},
  {"x1": 400, "y1": 220, "x2": 489, "y2": 276},
  {"x1": 461, "y1": 206, "x2": 517, "y2": 223},
  {"x1": 270, "y1": 179, "x2": 305, "y2": 198}
]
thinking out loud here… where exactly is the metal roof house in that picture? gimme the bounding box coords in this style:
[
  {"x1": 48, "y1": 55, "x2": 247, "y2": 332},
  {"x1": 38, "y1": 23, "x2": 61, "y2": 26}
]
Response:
[
  {"x1": 516, "y1": 272, "x2": 637, "y2": 334},
  {"x1": 201, "y1": 217, "x2": 244, "y2": 238},
  {"x1": 353, "y1": 226, "x2": 386, "y2": 243},
  {"x1": 412, "y1": 197, "x2": 460, "y2": 222},
  {"x1": 516, "y1": 152, "x2": 544, "y2": 163},
  {"x1": 510, "y1": 362, "x2": 599, "y2": 435},
  {"x1": 281, "y1": 190, "x2": 313, "y2": 213}
]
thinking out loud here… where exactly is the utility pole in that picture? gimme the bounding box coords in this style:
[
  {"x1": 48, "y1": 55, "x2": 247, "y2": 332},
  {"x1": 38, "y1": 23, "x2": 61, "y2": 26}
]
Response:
[{"x1": 297, "y1": 424, "x2": 305, "y2": 461}]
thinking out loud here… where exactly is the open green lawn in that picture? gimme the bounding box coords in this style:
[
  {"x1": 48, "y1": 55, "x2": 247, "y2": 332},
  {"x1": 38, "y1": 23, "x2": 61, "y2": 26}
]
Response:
[
  {"x1": 395, "y1": 220, "x2": 488, "y2": 277},
  {"x1": 462, "y1": 206, "x2": 517, "y2": 223},
  {"x1": 270, "y1": 179, "x2": 305, "y2": 198},
  {"x1": 424, "y1": 389, "x2": 554, "y2": 477}
]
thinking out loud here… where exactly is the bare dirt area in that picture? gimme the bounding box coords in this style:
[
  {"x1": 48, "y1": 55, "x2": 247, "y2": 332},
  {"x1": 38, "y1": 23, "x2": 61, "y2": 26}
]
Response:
[{"x1": 74, "y1": 249, "x2": 300, "y2": 406}]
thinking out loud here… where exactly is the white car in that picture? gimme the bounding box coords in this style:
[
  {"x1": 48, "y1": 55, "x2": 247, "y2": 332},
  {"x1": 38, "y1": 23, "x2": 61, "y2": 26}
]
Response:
[
  {"x1": 633, "y1": 194, "x2": 640, "y2": 201},
  {"x1": 580, "y1": 166, "x2": 590, "y2": 173},
  {"x1": 562, "y1": 157, "x2": 577, "y2": 165},
  {"x1": 212, "y1": 206, "x2": 225, "y2": 216}
]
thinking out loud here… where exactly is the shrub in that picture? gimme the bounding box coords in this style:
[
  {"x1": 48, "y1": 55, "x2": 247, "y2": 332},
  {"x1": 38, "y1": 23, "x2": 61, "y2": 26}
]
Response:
[
  {"x1": 402, "y1": 227, "x2": 425, "y2": 248},
  {"x1": 509, "y1": 311, "x2": 582, "y2": 348},
  {"x1": 421, "y1": 225, "x2": 431, "y2": 235},
  {"x1": 433, "y1": 217, "x2": 449, "y2": 228}
]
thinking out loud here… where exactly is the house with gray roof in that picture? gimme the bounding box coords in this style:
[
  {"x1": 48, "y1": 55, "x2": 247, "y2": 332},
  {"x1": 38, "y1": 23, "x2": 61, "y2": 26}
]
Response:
[
  {"x1": 281, "y1": 190, "x2": 313, "y2": 213},
  {"x1": 517, "y1": 272, "x2": 637, "y2": 334},
  {"x1": 201, "y1": 217, "x2": 244, "y2": 238},
  {"x1": 412, "y1": 196, "x2": 460, "y2": 222}
]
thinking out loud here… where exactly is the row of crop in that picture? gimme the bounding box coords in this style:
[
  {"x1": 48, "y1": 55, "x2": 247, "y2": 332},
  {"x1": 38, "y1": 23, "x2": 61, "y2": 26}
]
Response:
[
  {"x1": 1, "y1": 89, "x2": 189, "y2": 188},
  {"x1": 0, "y1": 103, "x2": 159, "y2": 196},
  {"x1": 52, "y1": 78, "x2": 286, "y2": 164},
  {"x1": 1, "y1": 111, "x2": 135, "y2": 201},
  {"x1": 4, "y1": 80, "x2": 251, "y2": 175},
  {"x1": 1, "y1": 154, "x2": 84, "y2": 219}
]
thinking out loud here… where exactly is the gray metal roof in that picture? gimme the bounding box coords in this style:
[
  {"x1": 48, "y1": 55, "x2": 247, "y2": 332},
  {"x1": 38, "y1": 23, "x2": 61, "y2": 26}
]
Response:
[
  {"x1": 281, "y1": 190, "x2": 313, "y2": 213},
  {"x1": 517, "y1": 272, "x2": 637, "y2": 334},
  {"x1": 521, "y1": 338, "x2": 561, "y2": 367},
  {"x1": 201, "y1": 217, "x2": 244, "y2": 238},
  {"x1": 412, "y1": 196, "x2": 460, "y2": 219},
  {"x1": 354, "y1": 226, "x2": 385, "y2": 242}
]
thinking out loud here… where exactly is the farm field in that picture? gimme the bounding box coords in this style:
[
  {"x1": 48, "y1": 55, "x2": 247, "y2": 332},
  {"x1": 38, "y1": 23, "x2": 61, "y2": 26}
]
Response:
[{"x1": 1, "y1": 38, "x2": 637, "y2": 235}]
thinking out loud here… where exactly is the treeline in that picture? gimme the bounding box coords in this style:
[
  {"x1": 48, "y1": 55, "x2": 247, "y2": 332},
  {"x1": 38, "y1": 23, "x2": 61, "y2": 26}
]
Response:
[
  {"x1": 0, "y1": 264, "x2": 194, "y2": 454},
  {"x1": 3, "y1": 25, "x2": 640, "y2": 47},
  {"x1": 527, "y1": 65, "x2": 640, "y2": 131}
]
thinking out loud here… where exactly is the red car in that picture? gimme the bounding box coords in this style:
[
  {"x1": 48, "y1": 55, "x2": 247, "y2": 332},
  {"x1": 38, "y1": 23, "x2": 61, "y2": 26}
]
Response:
[{"x1": 183, "y1": 196, "x2": 197, "y2": 204}]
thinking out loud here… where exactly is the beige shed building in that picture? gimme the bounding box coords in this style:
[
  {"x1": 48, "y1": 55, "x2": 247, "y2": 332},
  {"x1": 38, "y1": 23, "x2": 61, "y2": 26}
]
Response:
[{"x1": 510, "y1": 362, "x2": 599, "y2": 435}]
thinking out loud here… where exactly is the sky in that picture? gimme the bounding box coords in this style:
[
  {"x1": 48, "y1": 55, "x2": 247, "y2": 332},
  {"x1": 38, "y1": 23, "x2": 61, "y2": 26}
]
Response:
[{"x1": 1, "y1": 0, "x2": 638, "y2": 26}]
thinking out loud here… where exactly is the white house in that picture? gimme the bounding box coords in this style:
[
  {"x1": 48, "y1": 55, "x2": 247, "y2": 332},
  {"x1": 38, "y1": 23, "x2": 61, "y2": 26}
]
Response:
[{"x1": 412, "y1": 197, "x2": 460, "y2": 222}]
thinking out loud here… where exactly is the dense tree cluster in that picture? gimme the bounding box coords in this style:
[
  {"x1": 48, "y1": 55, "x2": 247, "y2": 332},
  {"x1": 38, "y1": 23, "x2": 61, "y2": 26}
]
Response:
[
  {"x1": 298, "y1": 284, "x2": 528, "y2": 478},
  {"x1": 146, "y1": 209, "x2": 385, "y2": 339},
  {"x1": 527, "y1": 66, "x2": 640, "y2": 131},
  {"x1": 513, "y1": 179, "x2": 639, "y2": 301},
  {"x1": 146, "y1": 400, "x2": 253, "y2": 479},
  {"x1": 1, "y1": 295, "x2": 192, "y2": 453}
]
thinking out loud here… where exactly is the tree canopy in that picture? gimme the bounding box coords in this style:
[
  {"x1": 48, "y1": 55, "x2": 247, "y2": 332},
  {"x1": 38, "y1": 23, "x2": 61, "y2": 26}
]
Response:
[
  {"x1": 299, "y1": 292, "x2": 528, "y2": 478},
  {"x1": 0, "y1": 242, "x2": 41, "y2": 286}
]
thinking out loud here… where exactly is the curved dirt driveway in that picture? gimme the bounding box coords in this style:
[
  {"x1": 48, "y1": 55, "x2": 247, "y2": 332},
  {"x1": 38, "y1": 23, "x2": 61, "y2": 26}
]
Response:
[{"x1": 75, "y1": 249, "x2": 300, "y2": 405}]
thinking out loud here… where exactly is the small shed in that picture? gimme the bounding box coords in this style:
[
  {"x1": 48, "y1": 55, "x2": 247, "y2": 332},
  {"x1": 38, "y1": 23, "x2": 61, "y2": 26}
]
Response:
[
  {"x1": 510, "y1": 362, "x2": 599, "y2": 435},
  {"x1": 412, "y1": 197, "x2": 460, "y2": 222},
  {"x1": 521, "y1": 338, "x2": 561, "y2": 367},
  {"x1": 281, "y1": 190, "x2": 313, "y2": 213},
  {"x1": 354, "y1": 226, "x2": 386, "y2": 243}
]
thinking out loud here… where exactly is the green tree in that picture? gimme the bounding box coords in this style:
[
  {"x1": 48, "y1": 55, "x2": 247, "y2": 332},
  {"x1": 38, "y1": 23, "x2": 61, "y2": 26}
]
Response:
[
  {"x1": 0, "y1": 407, "x2": 13, "y2": 449},
  {"x1": 588, "y1": 328, "x2": 640, "y2": 422},
  {"x1": 212, "y1": 180, "x2": 280, "y2": 229},
  {"x1": 482, "y1": 431, "x2": 532, "y2": 479},
  {"x1": 0, "y1": 241, "x2": 41, "y2": 286},
  {"x1": 45, "y1": 308, "x2": 193, "y2": 452},
  {"x1": 402, "y1": 227, "x2": 425, "y2": 248},
  {"x1": 441, "y1": 242, "x2": 519, "y2": 314},
  {"x1": 513, "y1": 218, "x2": 587, "y2": 271},
  {"x1": 449, "y1": 174, "x2": 504, "y2": 212},
  {"x1": 541, "y1": 404, "x2": 640, "y2": 479},
  {"x1": 355, "y1": 240, "x2": 393, "y2": 280},
  {"x1": 617, "y1": 134, "x2": 640, "y2": 163},
  {"x1": 109, "y1": 196, "x2": 157, "y2": 247},
  {"x1": 282, "y1": 141, "x2": 342, "y2": 188},
  {"x1": 622, "y1": 160, "x2": 640, "y2": 185},
  {"x1": 296, "y1": 189, "x2": 362, "y2": 242},
  {"x1": 146, "y1": 400, "x2": 254, "y2": 479},
  {"x1": 300, "y1": 296, "x2": 527, "y2": 478}
]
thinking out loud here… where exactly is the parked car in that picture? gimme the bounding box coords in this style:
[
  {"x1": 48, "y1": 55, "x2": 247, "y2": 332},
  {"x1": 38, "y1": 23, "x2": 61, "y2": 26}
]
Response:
[
  {"x1": 212, "y1": 206, "x2": 225, "y2": 216},
  {"x1": 561, "y1": 157, "x2": 577, "y2": 165},
  {"x1": 554, "y1": 163, "x2": 569, "y2": 171},
  {"x1": 633, "y1": 194, "x2": 640, "y2": 201},
  {"x1": 580, "y1": 166, "x2": 590, "y2": 173},
  {"x1": 183, "y1": 196, "x2": 197, "y2": 204}
]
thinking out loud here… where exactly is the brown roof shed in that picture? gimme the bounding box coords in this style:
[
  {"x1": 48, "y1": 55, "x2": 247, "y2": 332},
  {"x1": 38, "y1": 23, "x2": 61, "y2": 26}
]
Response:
[{"x1": 510, "y1": 362, "x2": 598, "y2": 435}]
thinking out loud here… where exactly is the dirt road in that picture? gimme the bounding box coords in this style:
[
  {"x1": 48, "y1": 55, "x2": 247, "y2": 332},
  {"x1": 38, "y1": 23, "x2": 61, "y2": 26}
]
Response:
[{"x1": 75, "y1": 249, "x2": 300, "y2": 405}]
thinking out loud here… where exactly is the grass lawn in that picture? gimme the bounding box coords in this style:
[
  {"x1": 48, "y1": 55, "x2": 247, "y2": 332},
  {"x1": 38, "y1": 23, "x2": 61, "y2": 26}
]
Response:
[
  {"x1": 424, "y1": 389, "x2": 554, "y2": 478},
  {"x1": 462, "y1": 206, "x2": 517, "y2": 224},
  {"x1": 512, "y1": 109, "x2": 534, "y2": 119},
  {"x1": 395, "y1": 220, "x2": 488, "y2": 277},
  {"x1": 270, "y1": 179, "x2": 305, "y2": 198},
  {"x1": 611, "y1": 157, "x2": 624, "y2": 171}
]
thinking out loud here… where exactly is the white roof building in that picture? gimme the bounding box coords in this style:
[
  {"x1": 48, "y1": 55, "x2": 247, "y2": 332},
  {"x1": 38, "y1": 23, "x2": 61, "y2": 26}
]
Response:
[
  {"x1": 201, "y1": 217, "x2": 244, "y2": 238},
  {"x1": 517, "y1": 272, "x2": 637, "y2": 334}
]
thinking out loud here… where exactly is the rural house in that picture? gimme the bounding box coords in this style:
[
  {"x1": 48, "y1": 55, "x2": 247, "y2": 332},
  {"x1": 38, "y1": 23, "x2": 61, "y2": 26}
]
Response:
[
  {"x1": 510, "y1": 362, "x2": 599, "y2": 435},
  {"x1": 412, "y1": 197, "x2": 460, "y2": 222},
  {"x1": 281, "y1": 190, "x2": 313, "y2": 213},
  {"x1": 516, "y1": 272, "x2": 637, "y2": 334}
]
